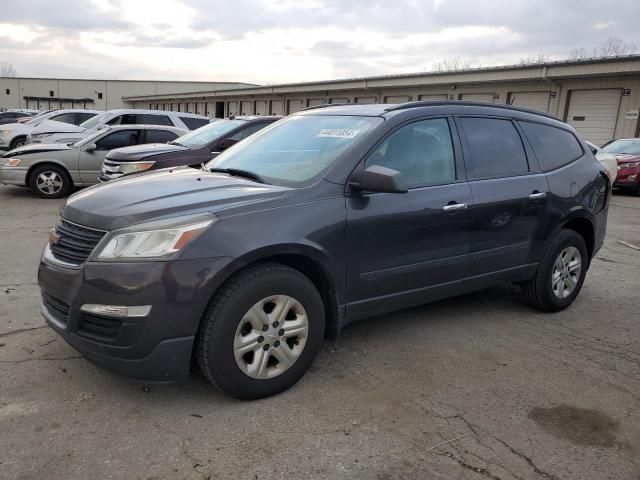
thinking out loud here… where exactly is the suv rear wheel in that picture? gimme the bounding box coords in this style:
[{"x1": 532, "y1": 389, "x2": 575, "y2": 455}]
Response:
[
  {"x1": 523, "y1": 229, "x2": 588, "y2": 312},
  {"x1": 196, "y1": 263, "x2": 325, "y2": 400}
]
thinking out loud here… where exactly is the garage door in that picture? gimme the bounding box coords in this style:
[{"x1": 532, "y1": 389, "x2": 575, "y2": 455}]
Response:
[
  {"x1": 460, "y1": 93, "x2": 495, "y2": 103},
  {"x1": 509, "y1": 92, "x2": 550, "y2": 113},
  {"x1": 567, "y1": 89, "x2": 621, "y2": 146},
  {"x1": 227, "y1": 101, "x2": 239, "y2": 116},
  {"x1": 330, "y1": 98, "x2": 349, "y2": 104},
  {"x1": 240, "y1": 101, "x2": 253, "y2": 115},
  {"x1": 355, "y1": 96, "x2": 377, "y2": 104},
  {"x1": 308, "y1": 99, "x2": 325, "y2": 107},
  {"x1": 287, "y1": 99, "x2": 304, "y2": 113},
  {"x1": 255, "y1": 101, "x2": 268, "y2": 115},
  {"x1": 418, "y1": 94, "x2": 448, "y2": 101},
  {"x1": 270, "y1": 100, "x2": 284, "y2": 115},
  {"x1": 384, "y1": 95, "x2": 411, "y2": 104}
]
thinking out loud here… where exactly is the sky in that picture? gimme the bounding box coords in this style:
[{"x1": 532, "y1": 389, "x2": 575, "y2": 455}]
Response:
[{"x1": 0, "y1": 0, "x2": 639, "y2": 85}]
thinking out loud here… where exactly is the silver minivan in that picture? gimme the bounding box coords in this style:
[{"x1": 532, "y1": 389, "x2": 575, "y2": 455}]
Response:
[{"x1": 0, "y1": 124, "x2": 186, "y2": 198}]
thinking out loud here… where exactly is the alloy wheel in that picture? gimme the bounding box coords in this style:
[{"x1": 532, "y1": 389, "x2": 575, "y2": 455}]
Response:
[
  {"x1": 36, "y1": 171, "x2": 64, "y2": 196},
  {"x1": 551, "y1": 246, "x2": 582, "y2": 299}
]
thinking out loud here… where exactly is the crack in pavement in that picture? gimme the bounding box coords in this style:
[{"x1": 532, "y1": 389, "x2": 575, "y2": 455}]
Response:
[
  {"x1": 0, "y1": 355, "x2": 82, "y2": 364},
  {"x1": 0, "y1": 326, "x2": 48, "y2": 338}
]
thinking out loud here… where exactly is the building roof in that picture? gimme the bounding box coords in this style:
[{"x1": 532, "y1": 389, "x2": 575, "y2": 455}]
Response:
[{"x1": 123, "y1": 54, "x2": 640, "y2": 101}]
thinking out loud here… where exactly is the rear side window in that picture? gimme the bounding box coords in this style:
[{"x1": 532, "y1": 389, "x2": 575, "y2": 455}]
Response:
[
  {"x1": 460, "y1": 117, "x2": 529, "y2": 179},
  {"x1": 75, "y1": 112, "x2": 96, "y2": 124},
  {"x1": 180, "y1": 116, "x2": 209, "y2": 130},
  {"x1": 145, "y1": 129, "x2": 179, "y2": 144},
  {"x1": 138, "y1": 114, "x2": 172, "y2": 126},
  {"x1": 96, "y1": 129, "x2": 140, "y2": 150},
  {"x1": 520, "y1": 122, "x2": 583, "y2": 171},
  {"x1": 107, "y1": 114, "x2": 135, "y2": 125}
]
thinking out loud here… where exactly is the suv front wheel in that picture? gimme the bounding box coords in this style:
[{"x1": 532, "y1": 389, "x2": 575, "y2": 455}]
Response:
[
  {"x1": 523, "y1": 229, "x2": 588, "y2": 312},
  {"x1": 196, "y1": 263, "x2": 325, "y2": 400}
]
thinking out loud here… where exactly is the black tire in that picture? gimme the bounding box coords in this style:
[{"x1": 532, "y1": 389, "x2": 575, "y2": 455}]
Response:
[
  {"x1": 196, "y1": 263, "x2": 325, "y2": 400},
  {"x1": 522, "y1": 229, "x2": 588, "y2": 312},
  {"x1": 28, "y1": 164, "x2": 72, "y2": 199},
  {"x1": 10, "y1": 136, "x2": 26, "y2": 150}
]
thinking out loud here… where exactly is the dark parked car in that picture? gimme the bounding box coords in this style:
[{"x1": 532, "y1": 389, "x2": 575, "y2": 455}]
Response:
[
  {"x1": 99, "y1": 116, "x2": 281, "y2": 181},
  {"x1": 0, "y1": 110, "x2": 36, "y2": 125},
  {"x1": 38, "y1": 102, "x2": 609, "y2": 400}
]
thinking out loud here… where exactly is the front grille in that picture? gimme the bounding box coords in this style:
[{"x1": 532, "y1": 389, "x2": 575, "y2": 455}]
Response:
[
  {"x1": 42, "y1": 293, "x2": 70, "y2": 325},
  {"x1": 49, "y1": 217, "x2": 106, "y2": 265},
  {"x1": 100, "y1": 159, "x2": 125, "y2": 182},
  {"x1": 78, "y1": 313, "x2": 122, "y2": 341}
]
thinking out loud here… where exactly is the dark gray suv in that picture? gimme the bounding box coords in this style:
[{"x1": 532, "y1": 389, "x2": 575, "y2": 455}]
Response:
[{"x1": 38, "y1": 102, "x2": 610, "y2": 399}]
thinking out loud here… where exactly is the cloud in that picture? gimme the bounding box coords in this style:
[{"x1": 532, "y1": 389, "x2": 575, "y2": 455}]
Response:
[{"x1": 0, "y1": 0, "x2": 638, "y2": 82}]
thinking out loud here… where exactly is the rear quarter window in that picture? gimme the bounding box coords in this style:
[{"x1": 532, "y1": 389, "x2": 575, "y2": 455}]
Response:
[
  {"x1": 179, "y1": 117, "x2": 209, "y2": 130},
  {"x1": 519, "y1": 121, "x2": 583, "y2": 172}
]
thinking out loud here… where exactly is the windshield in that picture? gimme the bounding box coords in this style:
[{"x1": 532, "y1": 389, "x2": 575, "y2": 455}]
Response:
[
  {"x1": 206, "y1": 115, "x2": 383, "y2": 187},
  {"x1": 602, "y1": 139, "x2": 640, "y2": 156},
  {"x1": 80, "y1": 111, "x2": 111, "y2": 130},
  {"x1": 172, "y1": 120, "x2": 246, "y2": 148}
]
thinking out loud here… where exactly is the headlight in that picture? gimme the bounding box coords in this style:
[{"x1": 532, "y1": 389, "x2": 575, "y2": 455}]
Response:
[
  {"x1": 0, "y1": 158, "x2": 21, "y2": 167},
  {"x1": 619, "y1": 162, "x2": 640, "y2": 169},
  {"x1": 96, "y1": 213, "x2": 216, "y2": 260},
  {"x1": 120, "y1": 161, "x2": 156, "y2": 174}
]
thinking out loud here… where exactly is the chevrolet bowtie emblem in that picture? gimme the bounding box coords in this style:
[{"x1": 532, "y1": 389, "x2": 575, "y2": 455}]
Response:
[{"x1": 48, "y1": 228, "x2": 59, "y2": 246}]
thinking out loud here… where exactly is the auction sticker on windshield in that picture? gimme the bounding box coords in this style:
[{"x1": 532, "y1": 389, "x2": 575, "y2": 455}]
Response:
[{"x1": 317, "y1": 129, "x2": 359, "y2": 139}]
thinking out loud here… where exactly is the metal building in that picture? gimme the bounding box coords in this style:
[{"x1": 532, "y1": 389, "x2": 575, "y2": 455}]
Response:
[
  {"x1": 0, "y1": 78, "x2": 254, "y2": 112},
  {"x1": 125, "y1": 55, "x2": 640, "y2": 145}
]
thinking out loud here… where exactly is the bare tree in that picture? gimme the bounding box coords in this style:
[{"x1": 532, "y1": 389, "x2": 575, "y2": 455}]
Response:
[
  {"x1": 0, "y1": 61, "x2": 17, "y2": 77},
  {"x1": 569, "y1": 37, "x2": 637, "y2": 59},
  {"x1": 519, "y1": 54, "x2": 550, "y2": 65},
  {"x1": 433, "y1": 57, "x2": 474, "y2": 72}
]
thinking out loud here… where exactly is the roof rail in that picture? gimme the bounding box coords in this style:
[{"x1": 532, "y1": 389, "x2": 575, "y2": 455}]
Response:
[
  {"x1": 384, "y1": 100, "x2": 560, "y2": 121},
  {"x1": 302, "y1": 103, "x2": 352, "y2": 111}
]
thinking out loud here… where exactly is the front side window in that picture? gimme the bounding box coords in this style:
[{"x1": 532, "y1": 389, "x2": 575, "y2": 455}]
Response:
[
  {"x1": 228, "y1": 123, "x2": 269, "y2": 142},
  {"x1": 50, "y1": 112, "x2": 77, "y2": 125},
  {"x1": 145, "y1": 129, "x2": 179, "y2": 144},
  {"x1": 80, "y1": 112, "x2": 111, "y2": 129},
  {"x1": 75, "y1": 112, "x2": 97, "y2": 125},
  {"x1": 520, "y1": 121, "x2": 583, "y2": 171},
  {"x1": 95, "y1": 129, "x2": 140, "y2": 150},
  {"x1": 460, "y1": 117, "x2": 529, "y2": 179},
  {"x1": 107, "y1": 114, "x2": 137, "y2": 126},
  {"x1": 365, "y1": 118, "x2": 455, "y2": 188},
  {"x1": 206, "y1": 114, "x2": 383, "y2": 187},
  {"x1": 179, "y1": 116, "x2": 209, "y2": 130}
]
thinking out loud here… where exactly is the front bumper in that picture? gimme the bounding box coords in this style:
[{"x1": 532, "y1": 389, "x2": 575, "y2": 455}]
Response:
[
  {"x1": 0, "y1": 166, "x2": 28, "y2": 186},
  {"x1": 38, "y1": 250, "x2": 233, "y2": 382}
]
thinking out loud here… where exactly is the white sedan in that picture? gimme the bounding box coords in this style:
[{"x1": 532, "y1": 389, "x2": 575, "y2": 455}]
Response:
[{"x1": 586, "y1": 140, "x2": 617, "y2": 183}]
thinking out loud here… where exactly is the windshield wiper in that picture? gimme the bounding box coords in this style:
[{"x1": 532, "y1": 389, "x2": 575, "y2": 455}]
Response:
[{"x1": 208, "y1": 168, "x2": 268, "y2": 184}]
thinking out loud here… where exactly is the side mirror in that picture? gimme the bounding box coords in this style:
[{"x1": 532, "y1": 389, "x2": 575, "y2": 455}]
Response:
[
  {"x1": 85, "y1": 143, "x2": 97, "y2": 153},
  {"x1": 349, "y1": 165, "x2": 408, "y2": 194}
]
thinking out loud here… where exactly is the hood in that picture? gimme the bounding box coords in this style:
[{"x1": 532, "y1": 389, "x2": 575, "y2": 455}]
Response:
[
  {"x1": 3, "y1": 142, "x2": 72, "y2": 158},
  {"x1": 107, "y1": 143, "x2": 189, "y2": 162},
  {"x1": 63, "y1": 167, "x2": 289, "y2": 230},
  {"x1": 30, "y1": 119, "x2": 86, "y2": 135}
]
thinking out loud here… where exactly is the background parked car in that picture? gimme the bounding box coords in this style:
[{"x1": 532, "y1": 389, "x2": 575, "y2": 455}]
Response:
[
  {"x1": 0, "y1": 109, "x2": 99, "y2": 150},
  {"x1": 585, "y1": 140, "x2": 618, "y2": 183},
  {"x1": 27, "y1": 109, "x2": 210, "y2": 145},
  {"x1": 100, "y1": 116, "x2": 280, "y2": 182},
  {"x1": 602, "y1": 138, "x2": 640, "y2": 195},
  {"x1": 0, "y1": 110, "x2": 36, "y2": 125},
  {"x1": 0, "y1": 124, "x2": 186, "y2": 198}
]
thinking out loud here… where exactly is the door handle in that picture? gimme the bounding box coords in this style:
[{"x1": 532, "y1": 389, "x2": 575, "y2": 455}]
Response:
[
  {"x1": 529, "y1": 191, "x2": 547, "y2": 200},
  {"x1": 442, "y1": 202, "x2": 468, "y2": 212}
]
